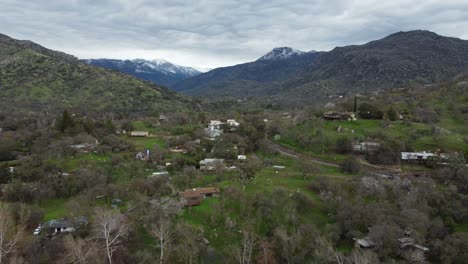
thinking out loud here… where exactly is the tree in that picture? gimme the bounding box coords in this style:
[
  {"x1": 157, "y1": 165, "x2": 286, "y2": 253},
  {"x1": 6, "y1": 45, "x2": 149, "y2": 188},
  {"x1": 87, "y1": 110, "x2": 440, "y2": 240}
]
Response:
[
  {"x1": 336, "y1": 137, "x2": 353, "y2": 154},
  {"x1": 238, "y1": 155, "x2": 262, "y2": 191},
  {"x1": 0, "y1": 203, "x2": 22, "y2": 264},
  {"x1": 340, "y1": 157, "x2": 361, "y2": 174},
  {"x1": 358, "y1": 103, "x2": 383, "y2": 119},
  {"x1": 56, "y1": 110, "x2": 75, "y2": 133},
  {"x1": 299, "y1": 159, "x2": 320, "y2": 180},
  {"x1": 151, "y1": 217, "x2": 173, "y2": 264},
  {"x1": 234, "y1": 231, "x2": 256, "y2": 264},
  {"x1": 93, "y1": 208, "x2": 128, "y2": 264},
  {"x1": 386, "y1": 107, "x2": 399, "y2": 121},
  {"x1": 174, "y1": 222, "x2": 200, "y2": 264},
  {"x1": 63, "y1": 235, "x2": 98, "y2": 264}
]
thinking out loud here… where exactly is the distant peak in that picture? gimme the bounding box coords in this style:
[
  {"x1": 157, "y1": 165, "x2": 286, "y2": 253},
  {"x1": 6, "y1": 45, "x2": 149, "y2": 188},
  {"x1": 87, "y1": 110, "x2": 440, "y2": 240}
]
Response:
[{"x1": 257, "y1": 47, "x2": 306, "y2": 61}]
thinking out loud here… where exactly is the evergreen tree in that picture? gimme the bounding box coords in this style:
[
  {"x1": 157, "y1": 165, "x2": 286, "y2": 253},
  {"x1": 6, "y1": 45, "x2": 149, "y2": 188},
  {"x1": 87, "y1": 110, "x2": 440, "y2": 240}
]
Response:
[{"x1": 56, "y1": 109, "x2": 74, "y2": 133}]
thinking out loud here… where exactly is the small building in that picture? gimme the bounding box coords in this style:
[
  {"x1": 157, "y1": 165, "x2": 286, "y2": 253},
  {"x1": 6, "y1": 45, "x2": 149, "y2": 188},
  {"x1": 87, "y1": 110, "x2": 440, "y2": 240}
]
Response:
[
  {"x1": 353, "y1": 142, "x2": 380, "y2": 152},
  {"x1": 41, "y1": 217, "x2": 88, "y2": 236},
  {"x1": 129, "y1": 131, "x2": 149, "y2": 137},
  {"x1": 179, "y1": 187, "x2": 221, "y2": 207},
  {"x1": 281, "y1": 112, "x2": 292, "y2": 119},
  {"x1": 179, "y1": 189, "x2": 203, "y2": 206},
  {"x1": 159, "y1": 114, "x2": 167, "y2": 122},
  {"x1": 169, "y1": 146, "x2": 187, "y2": 153},
  {"x1": 199, "y1": 158, "x2": 224, "y2": 171},
  {"x1": 401, "y1": 152, "x2": 435, "y2": 163},
  {"x1": 150, "y1": 171, "x2": 169, "y2": 177},
  {"x1": 205, "y1": 121, "x2": 223, "y2": 139},
  {"x1": 226, "y1": 119, "x2": 240, "y2": 127},
  {"x1": 237, "y1": 155, "x2": 247, "y2": 161},
  {"x1": 323, "y1": 111, "x2": 357, "y2": 121}
]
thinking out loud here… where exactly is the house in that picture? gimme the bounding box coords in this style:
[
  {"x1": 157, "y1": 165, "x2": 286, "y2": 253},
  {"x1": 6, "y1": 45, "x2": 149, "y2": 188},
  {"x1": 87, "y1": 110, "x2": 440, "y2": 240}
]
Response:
[
  {"x1": 226, "y1": 119, "x2": 240, "y2": 127},
  {"x1": 129, "y1": 131, "x2": 149, "y2": 137},
  {"x1": 199, "y1": 158, "x2": 224, "y2": 171},
  {"x1": 159, "y1": 114, "x2": 167, "y2": 122},
  {"x1": 179, "y1": 189, "x2": 203, "y2": 206},
  {"x1": 353, "y1": 142, "x2": 380, "y2": 152},
  {"x1": 197, "y1": 187, "x2": 221, "y2": 198},
  {"x1": 70, "y1": 142, "x2": 96, "y2": 153},
  {"x1": 237, "y1": 155, "x2": 247, "y2": 161},
  {"x1": 353, "y1": 237, "x2": 375, "y2": 249},
  {"x1": 169, "y1": 146, "x2": 187, "y2": 153},
  {"x1": 281, "y1": 112, "x2": 292, "y2": 119},
  {"x1": 179, "y1": 187, "x2": 221, "y2": 207},
  {"x1": 401, "y1": 152, "x2": 435, "y2": 162},
  {"x1": 41, "y1": 217, "x2": 88, "y2": 236},
  {"x1": 323, "y1": 111, "x2": 357, "y2": 121},
  {"x1": 150, "y1": 171, "x2": 169, "y2": 177},
  {"x1": 205, "y1": 120, "x2": 223, "y2": 139}
]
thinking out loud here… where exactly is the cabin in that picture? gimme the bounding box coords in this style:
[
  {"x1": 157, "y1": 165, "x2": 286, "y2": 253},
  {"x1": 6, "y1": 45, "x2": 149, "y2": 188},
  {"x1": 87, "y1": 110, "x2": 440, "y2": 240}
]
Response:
[
  {"x1": 179, "y1": 189, "x2": 203, "y2": 206},
  {"x1": 199, "y1": 158, "x2": 224, "y2": 171},
  {"x1": 40, "y1": 217, "x2": 88, "y2": 236},
  {"x1": 353, "y1": 142, "x2": 380, "y2": 152},
  {"x1": 129, "y1": 131, "x2": 149, "y2": 137},
  {"x1": 179, "y1": 187, "x2": 221, "y2": 207},
  {"x1": 323, "y1": 111, "x2": 357, "y2": 121}
]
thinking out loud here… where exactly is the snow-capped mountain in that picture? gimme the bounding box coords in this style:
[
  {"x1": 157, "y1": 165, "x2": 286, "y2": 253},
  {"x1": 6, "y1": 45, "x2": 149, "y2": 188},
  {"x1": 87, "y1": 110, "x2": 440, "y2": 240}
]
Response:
[
  {"x1": 257, "y1": 47, "x2": 307, "y2": 61},
  {"x1": 83, "y1": 58, "x2": 202, "y2": 88}
]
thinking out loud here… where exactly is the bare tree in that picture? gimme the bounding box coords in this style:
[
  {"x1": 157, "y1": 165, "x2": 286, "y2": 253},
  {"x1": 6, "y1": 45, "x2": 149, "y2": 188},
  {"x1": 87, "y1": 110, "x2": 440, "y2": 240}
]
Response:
[
  {"x1": 151, "y1": 217, "x2": 173, "y2": 264},
  {"x1": 63, "y1": 235, "x2": 98, "y2": 264},
  {"x1": 234, "y1": 231, "x2": 256, "y2": 264},
  {"x1": 0, "y1": 203, "x2": 22, "y2": 264},
  {"x1": 93, "y1": 208, "x2": 128, "y2": 264},
  {"x1": 174, "y1": 222, "x2": 200, "y2": 264}
]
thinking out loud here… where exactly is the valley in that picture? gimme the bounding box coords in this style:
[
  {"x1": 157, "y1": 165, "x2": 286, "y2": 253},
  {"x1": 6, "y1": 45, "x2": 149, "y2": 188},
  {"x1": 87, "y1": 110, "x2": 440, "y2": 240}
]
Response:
[{"x1": 0, "y1": 31, "x2": 467, "y2": 264}]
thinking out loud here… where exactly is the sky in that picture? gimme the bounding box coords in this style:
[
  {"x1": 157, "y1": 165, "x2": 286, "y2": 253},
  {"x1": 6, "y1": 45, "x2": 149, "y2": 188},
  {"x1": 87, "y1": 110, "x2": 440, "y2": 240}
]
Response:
[{"x1": 1, "y1": 0, "x2": 468, "y2": 69}]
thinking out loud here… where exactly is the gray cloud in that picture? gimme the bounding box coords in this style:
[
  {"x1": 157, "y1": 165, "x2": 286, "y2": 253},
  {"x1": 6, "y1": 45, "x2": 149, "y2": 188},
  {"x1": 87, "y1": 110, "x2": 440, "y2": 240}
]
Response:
[{"x1": 1, "y1": 0, "x2": 468, "y2": 68}]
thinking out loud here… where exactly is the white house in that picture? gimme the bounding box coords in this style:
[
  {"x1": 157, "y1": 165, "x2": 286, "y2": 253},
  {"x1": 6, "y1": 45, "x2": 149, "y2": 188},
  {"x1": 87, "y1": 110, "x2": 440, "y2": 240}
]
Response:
[
  {"x1": 205, "y1": 120, "x2": 223, "y2": 139},
  {"x1": 237, "y1": 155, "x2": 247, "y2": 160},
  {"x1": 227, "y1": 119, "x2": 240, "y2": 127},
  {"x1": 200, "y1": 158, "x2": 224, "y2": 171},
  {"x1": 353, "y1": 142, "x2": 380, "y2": 152},
  {"x1": 401, "y1": 152, "x2": 435, "y2": 160},
  {"x1": 129, "y1": 131, "x2": 149, "y2": 137}
]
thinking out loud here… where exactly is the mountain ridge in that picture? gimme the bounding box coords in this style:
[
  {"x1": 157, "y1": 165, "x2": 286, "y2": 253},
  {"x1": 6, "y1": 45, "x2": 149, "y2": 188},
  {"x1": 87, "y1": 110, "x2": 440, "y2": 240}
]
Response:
[
  {"x1": 84, "y1": 58, "x2": 201, "y2": 88},
  {"x1": 174, "y1": 30, "x2": 468, "y2": 103}
]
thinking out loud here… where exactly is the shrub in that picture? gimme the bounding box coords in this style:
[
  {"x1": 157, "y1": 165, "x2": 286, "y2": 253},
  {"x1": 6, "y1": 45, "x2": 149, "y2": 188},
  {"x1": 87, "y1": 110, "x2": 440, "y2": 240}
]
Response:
[{"x1": 340, "y1": 157, "x2": 361, "y2": 174}]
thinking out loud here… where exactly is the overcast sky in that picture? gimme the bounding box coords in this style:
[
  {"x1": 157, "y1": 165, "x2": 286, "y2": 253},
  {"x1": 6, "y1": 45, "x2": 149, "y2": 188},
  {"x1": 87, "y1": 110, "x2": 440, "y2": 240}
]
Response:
[{"x1": 1, "y1": 0, "x2": 468, "y2": 69}]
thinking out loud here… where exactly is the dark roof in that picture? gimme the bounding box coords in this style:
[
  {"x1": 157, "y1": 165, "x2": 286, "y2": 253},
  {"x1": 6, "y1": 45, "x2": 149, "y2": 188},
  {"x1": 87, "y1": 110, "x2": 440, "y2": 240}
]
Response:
[{"x1": 44, "y1": 219, "x2": 74, "y2": 228}]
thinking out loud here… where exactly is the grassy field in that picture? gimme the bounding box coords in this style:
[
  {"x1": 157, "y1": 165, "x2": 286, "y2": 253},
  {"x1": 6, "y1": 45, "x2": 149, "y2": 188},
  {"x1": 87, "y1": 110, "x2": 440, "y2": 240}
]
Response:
[{"x1": 181, "y1": 154, "x2": 360, "y2": 252}]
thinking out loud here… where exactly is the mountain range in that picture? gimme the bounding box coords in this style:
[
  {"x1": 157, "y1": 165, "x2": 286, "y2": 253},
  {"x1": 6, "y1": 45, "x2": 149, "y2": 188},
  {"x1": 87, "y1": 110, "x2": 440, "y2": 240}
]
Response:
[
  {"x1": 84, "y1": 58, "x2": 202, "y2": 88},
  {"x1": 0, "y1": 33, "x2": 192, "y2": 118},
  {"x1": 174, "y1": 30, "x2": 468, "y2": 103}
]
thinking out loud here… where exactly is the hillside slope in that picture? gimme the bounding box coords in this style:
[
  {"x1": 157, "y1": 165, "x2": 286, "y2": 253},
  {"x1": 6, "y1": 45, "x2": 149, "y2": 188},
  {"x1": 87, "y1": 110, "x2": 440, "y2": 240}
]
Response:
[{"x1": 0, "y1": 33, "x2": 193, "y2": 117}]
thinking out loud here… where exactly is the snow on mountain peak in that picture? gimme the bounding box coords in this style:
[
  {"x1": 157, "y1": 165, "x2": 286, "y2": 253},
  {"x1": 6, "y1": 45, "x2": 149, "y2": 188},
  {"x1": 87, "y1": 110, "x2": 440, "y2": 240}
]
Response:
[{"x1": 257, "y1": 47, "x2": 306, "y2": 61}]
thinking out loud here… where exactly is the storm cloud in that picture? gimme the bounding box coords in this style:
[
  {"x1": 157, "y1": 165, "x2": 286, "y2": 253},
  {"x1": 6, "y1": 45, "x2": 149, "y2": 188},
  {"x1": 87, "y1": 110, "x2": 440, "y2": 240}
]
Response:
[{"x1": 1, "y1": 0, "x2": 468, "y2": 68}]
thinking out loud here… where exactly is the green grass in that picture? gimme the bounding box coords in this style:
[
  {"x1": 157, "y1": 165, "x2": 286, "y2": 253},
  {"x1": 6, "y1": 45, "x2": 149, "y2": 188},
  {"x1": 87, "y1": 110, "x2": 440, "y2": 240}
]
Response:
[
  {"x1": 39, "y1": 198, "x2": 68, "y2": 221},
  {"x1": 454, "y1": 221, "x2": 468, "y2": 233},
  {"x1": 123, "y1": 135, "x2": 167, "y2": 149},
  {"x1": 57, "y1": 152, "x2": 111, "y2": 171}
]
